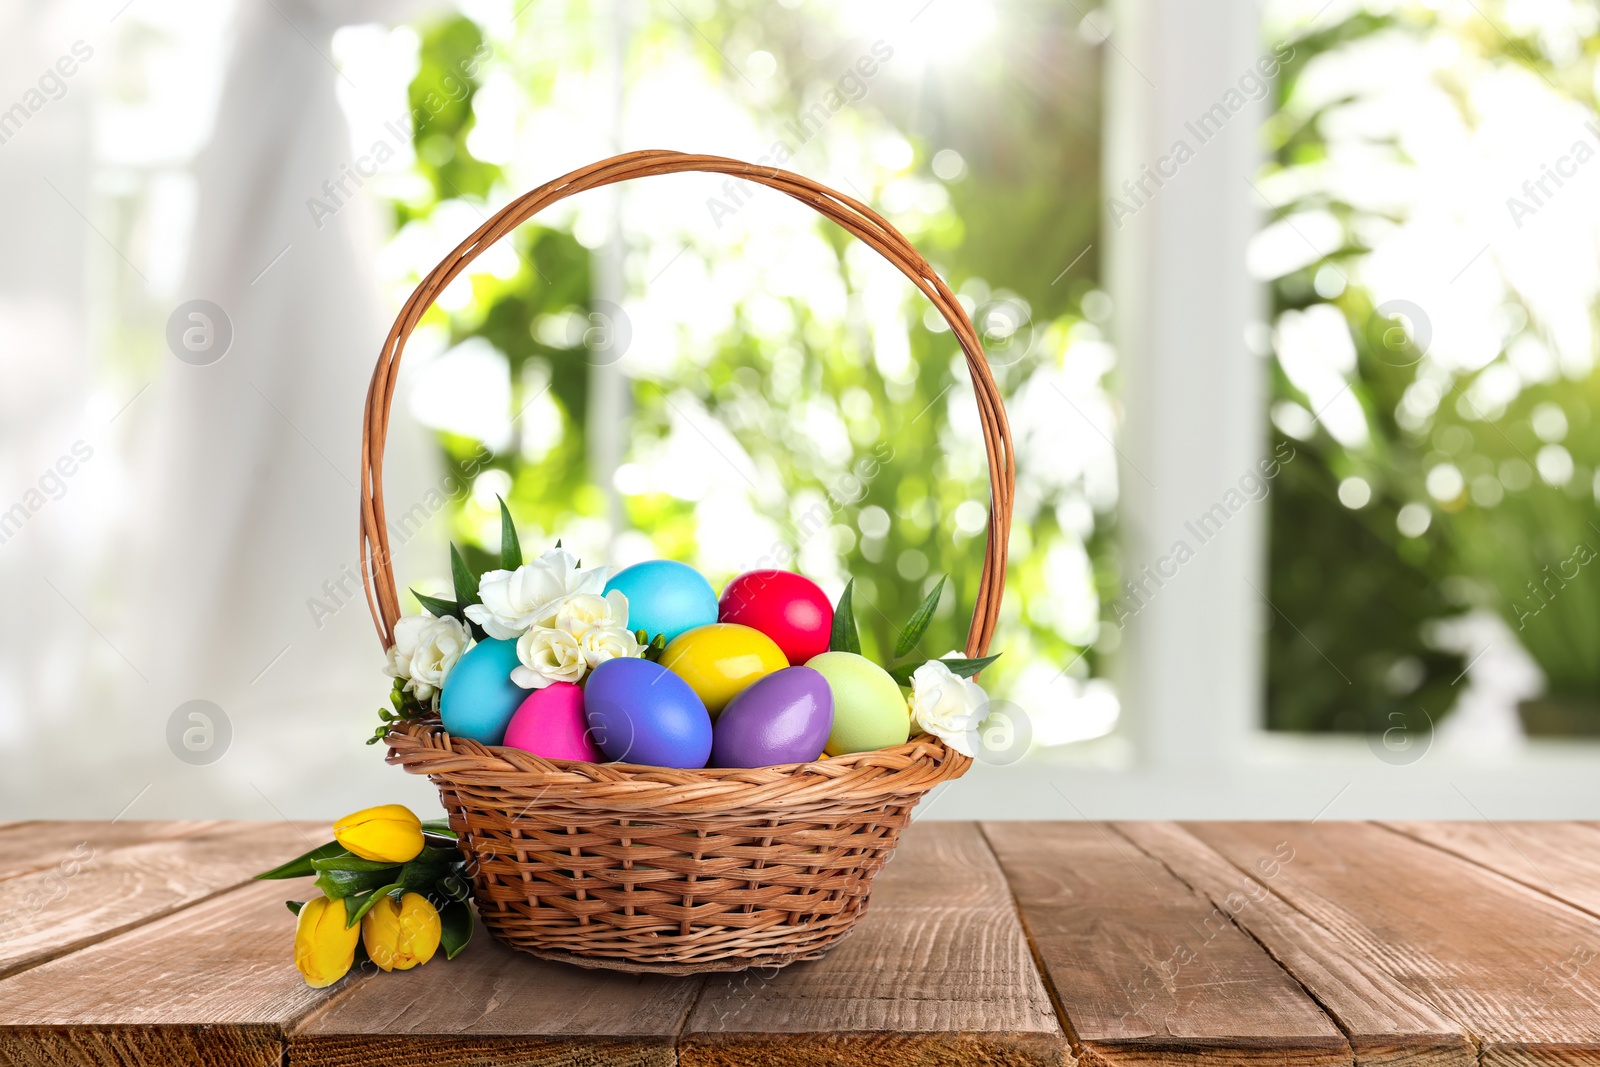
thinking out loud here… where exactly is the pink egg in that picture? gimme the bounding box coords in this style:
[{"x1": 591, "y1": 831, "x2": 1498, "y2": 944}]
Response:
[{"x1": 502, "y1": 682, "x2": 601, "y2": 762}]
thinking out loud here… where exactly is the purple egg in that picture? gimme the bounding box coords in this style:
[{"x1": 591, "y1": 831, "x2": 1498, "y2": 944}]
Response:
[
  {"x1": 584, "y1": 657, "x2": 712, "y2": 769},
  {"x1": 711, "y1": 666, "x2": 834, "y2": 768}
]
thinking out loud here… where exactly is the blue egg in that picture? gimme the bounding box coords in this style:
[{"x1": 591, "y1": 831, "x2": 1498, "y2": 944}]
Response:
[
  {"x1": 583, "y1": 657, "x2": 712, "y2": 768},
  {"x1": 603, "y1": 560, "x2": 718, "y2": 643},
  {"x1": 439, "y1": 638, "x2": 524, "y2": 745}
]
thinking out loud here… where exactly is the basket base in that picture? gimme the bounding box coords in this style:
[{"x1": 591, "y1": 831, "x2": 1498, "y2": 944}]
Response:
[{"x1": 503, "y1": 937, "x2": 844, "y2": 976}]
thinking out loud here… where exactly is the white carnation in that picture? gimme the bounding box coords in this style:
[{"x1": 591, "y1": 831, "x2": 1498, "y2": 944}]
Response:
[
  {"x1": 465, "y1": 548, "x2": 608, "y2": 640},
  {"x1": 578, "y1": 624, "x2": 642, "y2": 668},
  {"x1": 908, "y1": 655, "x2": 989, "y2": 758},
  {"x1": 384, "y1": 614, "x2": 472, "y2": 703},
  {"x1": 511, "y1": 626, "x2": 587, "y2": 689},
  {"x1": 555, "y1": 589, "x2": 630, "y2": 639}
]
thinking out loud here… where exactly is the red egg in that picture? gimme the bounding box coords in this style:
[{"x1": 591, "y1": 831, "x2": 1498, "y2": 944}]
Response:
[{"x1": 718, "y1": 570, "x2": 834, "y2": 666}]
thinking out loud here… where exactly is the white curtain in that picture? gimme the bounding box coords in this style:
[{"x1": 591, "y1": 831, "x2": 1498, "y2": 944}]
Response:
[{"x1": 3, "y1": 0, "x2": 443, "y2": 819}]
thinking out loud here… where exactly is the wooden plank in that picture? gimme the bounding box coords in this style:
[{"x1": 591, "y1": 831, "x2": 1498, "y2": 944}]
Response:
[
  {"x1": 1384, "y1": 821, "x2": 1600, "y2": 919},
  {"x1": 1183, "y1": 822, "x2": 1600, "y2": 1067},
  {"x1": 0, "y1": 819, "x2": 324, "y2": 978},
  {"x1": 982, "y1": 821, "x2": 1347, "y2": 1067},
  {"x1": 0, "y1": 820, "x2": 222, "y2": 883},
  {"x1": 680, "y1": 821, "x2": 1069, "y2": 1067},
  {"x1": 1117, "y1": 821, "x2": 1475, "y2": 1067},
  {"x1": 291, "y1": 927, "x2": 702, "y2": 1067},
  {"x1": 0, "y1": 878, "x2": 336, "y2": 1067}
]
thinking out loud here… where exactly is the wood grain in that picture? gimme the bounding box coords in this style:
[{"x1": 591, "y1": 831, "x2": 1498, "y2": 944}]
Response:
[
  {"x1": 1183, "y1": 822, "x2": 1600, "y2": 1067},
  {"x1": 1384, "y1": 821, "x2": 1600, "y2": 919},
  {"x1": 291, "y1": 928, "x2": 701, "y2": 1067},
  {"x1": 982, "y1": 821, "x2": 1347, "y2": 1067},
  {"x1": 0, "y1": 820, "x2": 218, "y2": 883},
  {"x1": 680, "y1": 821, "x2": 1069, "y2": 1067},
  {"x1": 1117, "y1": 821, "x2": 1475, "y2": 1067},
  {"x1": 0, "y1": 819, "x2": 325, "y2": 978},
  {"x1": 0, "y1": 877, "x2": 338, "y2": 1067}
]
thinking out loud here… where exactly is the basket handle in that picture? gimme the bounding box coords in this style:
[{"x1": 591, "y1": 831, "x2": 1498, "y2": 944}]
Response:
[{"x1": 360, "y1": 150, "x2": 1015, "y2": 660}]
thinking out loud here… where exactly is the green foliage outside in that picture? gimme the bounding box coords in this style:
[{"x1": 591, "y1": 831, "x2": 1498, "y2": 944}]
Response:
[{"x1": 1262, "y1": 1, "x2": 1600, "y2": 733}]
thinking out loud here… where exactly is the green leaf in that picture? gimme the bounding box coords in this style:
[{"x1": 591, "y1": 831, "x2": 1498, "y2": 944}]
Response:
[
  {"x1": 254, "y1": 840, "x2": 345, "y2": 881},
  {"x1": 397, "y1": 854, "x2": 457, "y2": 892},
  {"x1": 438, "y1": 899, "x2": 474, "y2": 959},
  {"x1": 894, "y1": 575, "x2": 947, "y2": 659},
  {"x1": 411, "y1": 589, "x2": 461, "y2": 620},
  {"x1": 311, "y1": 854, "x2": 403, "y2": 873},
  {"x1": 830, "y1": 579, "x2": 861, "y2": 655},
  {"x1": 497, "y1": 495, "x2": 522, "y2": 571},
  {"x1": 437, "y1": 873, "x2": 472, "y2": 902},
  {"x1": 344, "y1": 883, "x2": 404, "y2": 928},
  {"x1": 314, "y1": 865, "x2": 401, "y2": 900},
  {"x1": 450, "y1": 544, "x2": 480, "y2": 608},
  {"x1": 286, "y1": 899, "x2": 305, "y2": 916},
  {"x1": 419, "y1": 819, "x2": 457, "y2": 839},
  {"x1": 887, "y1": 654, "x2": 1001, "y2": 687}
]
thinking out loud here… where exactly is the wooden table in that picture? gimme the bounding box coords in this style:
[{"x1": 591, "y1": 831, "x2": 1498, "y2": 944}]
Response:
[{"x1": 2, "y1": 820, "x2": 1598, "y2": 1066}]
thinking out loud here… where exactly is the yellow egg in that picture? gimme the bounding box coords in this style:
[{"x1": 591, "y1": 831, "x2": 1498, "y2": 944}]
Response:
[{"x1": 660, "y1": 623, "x2": 788, "y2": 718}]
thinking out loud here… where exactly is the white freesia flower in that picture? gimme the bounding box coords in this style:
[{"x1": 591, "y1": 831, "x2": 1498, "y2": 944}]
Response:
[
  {"x1": 512, "y1": 626, "x2": 587, "y2": 689},
  {"x1": 577, "y1": 624, "x2": 642, "y2": 668},
  {"x1": 466, "y1": 548, "x2": 608, "y2": 640},
  {"x1": 384, "y1": 614, "x2": 472, "y2": 703},
  {"x1": 555, "y1": 590, "x2": 630, "y2": 639},
  {"x1": 908, "y1": 654, "x2": 989, "y2": 758}
]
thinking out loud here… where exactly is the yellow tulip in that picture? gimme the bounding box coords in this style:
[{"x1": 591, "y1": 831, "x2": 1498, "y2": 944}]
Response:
[
  {"x1": 293, "y1": 896, "x2": 360, "y2": 988},
  {"x1": 361, "y1": 892, "x2": 442, "y2": 972},
  {"x1": 333, "y1": 804, "x2": 424, "y2": 863}
]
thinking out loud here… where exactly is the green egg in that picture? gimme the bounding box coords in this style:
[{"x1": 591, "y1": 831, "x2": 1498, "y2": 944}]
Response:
[{"x1": 806, "y1": 651, "x2": 910, "y2": 756}]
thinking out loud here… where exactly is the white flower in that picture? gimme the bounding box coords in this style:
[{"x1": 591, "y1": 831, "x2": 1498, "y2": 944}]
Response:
[
  {"x1": 511, "y1": 626, "x2": 587, "y2": 689},
  {"x1": 465, "y1": 548, "x2": 608, "y2": 640},
  {"x1": 908, "y1": 655, "x2": 989, "y2": 758},
  {"x1": 385, "y1": 614, "x2": 472, "y2": 703},
  {"x1": 577, "y1": 624, "x2": 642, "y2": 668},
  {"x1": 555, "y1": 590, "x2": 630, "y2": 639}
]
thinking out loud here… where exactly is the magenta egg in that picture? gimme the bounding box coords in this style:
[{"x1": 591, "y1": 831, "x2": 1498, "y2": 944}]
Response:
[
  {"x1": 502, "y1": 682, "x2": 601, "y2": 762},
  {"x1": 710, "y1": 666, "x2": 834, "y2": 768}
]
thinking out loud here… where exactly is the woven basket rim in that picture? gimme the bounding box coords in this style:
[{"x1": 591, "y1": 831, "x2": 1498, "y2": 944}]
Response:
[{"x1": 385, "y1": 716, "x2": 970, "y2": 812}]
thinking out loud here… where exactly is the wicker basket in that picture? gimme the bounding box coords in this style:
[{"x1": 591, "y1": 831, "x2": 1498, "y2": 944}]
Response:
[{"x1": 358, "y1": 150, "x2": 1016, "y2": 974}]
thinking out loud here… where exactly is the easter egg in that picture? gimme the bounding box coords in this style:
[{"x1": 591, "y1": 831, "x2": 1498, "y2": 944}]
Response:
[
  {"x1": 717, "y1": 570, "x2": 834, "y2": 666},
  {"x1": 502, "y1": 682, "x2": 601, "y2": 762},
  {"x1": 711, "y1": 667, "x2": 834, "y2": 768},
  {"x1": 659, "y1": 623, "x2": 788, "y2": 718},
  {"x1": 583, "y1": 657, "x2": 712, "y2": 768},
  {"x1": 439, "y1": 638, "x2": 524, "y2": 745},
  {"x1": 603, "y1": 560, "x2": 718, "y2": 643},
  {"x1": 806, "y1": 651, "x2": 910, "y2": 756}
]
